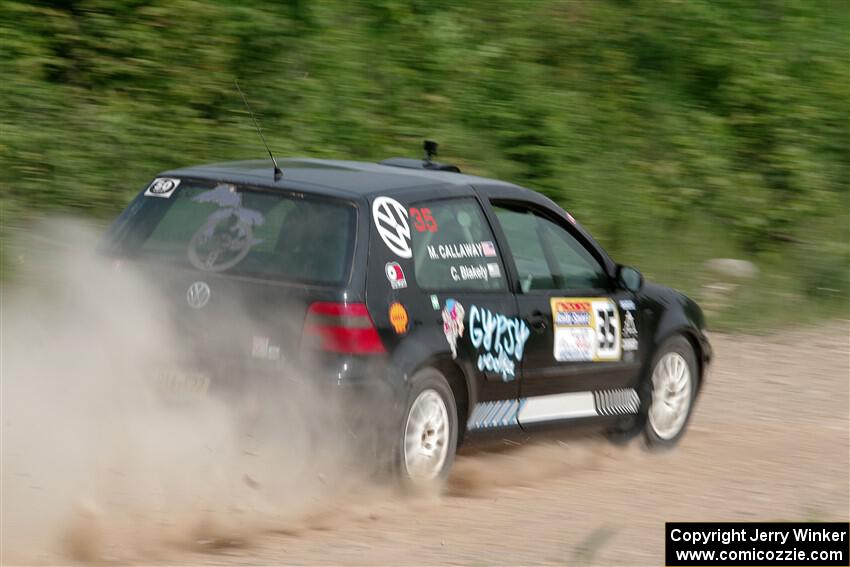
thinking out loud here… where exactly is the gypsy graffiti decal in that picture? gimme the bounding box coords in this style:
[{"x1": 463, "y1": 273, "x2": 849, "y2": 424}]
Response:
[{"x1": 468, "y1": 305, "x2": 530, "y2": 382}]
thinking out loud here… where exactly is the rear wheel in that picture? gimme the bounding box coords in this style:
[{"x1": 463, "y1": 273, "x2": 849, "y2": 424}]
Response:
[{"x1": 396, "y1": 368, "x2": 458, "y2": 486}]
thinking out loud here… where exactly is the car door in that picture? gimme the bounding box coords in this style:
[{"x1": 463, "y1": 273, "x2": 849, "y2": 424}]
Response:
[
  {"x1": 367, "y1": 188, "x2": 522, "y2": 432},
  {"x1": 485, "y1": 199, "x2": 642, "y2": 425}
]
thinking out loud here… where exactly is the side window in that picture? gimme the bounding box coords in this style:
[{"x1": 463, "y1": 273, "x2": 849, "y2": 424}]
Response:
[
  {"x1": 492, "y1": 207, "x2": 555, "y2": 290},
  {"x1": 411, "y1": 198, "x2": 505, "y2": 291},
  {"x1": 540, "y1": 220, "x2": 608, "y2": 290},
  {"x1": 494, "y1": 205, "x2": 607, "y2": 292}
]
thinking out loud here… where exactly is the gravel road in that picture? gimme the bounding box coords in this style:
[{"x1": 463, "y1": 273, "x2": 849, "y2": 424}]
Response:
[
  {"x1": 6, "y1": 322, "x2": 848, "y2": 566},
  {"x1": 159, "y1": 321, "x2": 849, "y2": 566}
]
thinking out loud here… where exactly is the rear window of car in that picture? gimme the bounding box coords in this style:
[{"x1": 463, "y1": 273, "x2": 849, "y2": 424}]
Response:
[
  {"x1": 410, "y1": 198, "x2": 505, "y2": 291},
  {"x1": 107, "y1": 179, "x2": 356, "y2": 284}
]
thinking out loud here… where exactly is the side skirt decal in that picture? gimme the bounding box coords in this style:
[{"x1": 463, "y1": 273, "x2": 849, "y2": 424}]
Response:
[
  {"x1": 466, "y1": 388, "x2": 639, "y2": 431},
  {"x1": 467, "y1": 399, "x2": 525, "y2": 430},
  {"x1": 593, "y1": 388, "x2": 640, "y2": 416},
  {"x1": 517, "y1": 391, "x2": 597, "y2": 425}
]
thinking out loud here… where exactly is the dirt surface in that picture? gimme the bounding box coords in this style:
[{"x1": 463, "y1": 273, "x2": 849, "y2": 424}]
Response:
[
  {"x1": 6, "y1": 322, "x2": 849, "y2": 566},
  {"x1": 132, "y1": 321, "x2": 847, "y2": 566}
]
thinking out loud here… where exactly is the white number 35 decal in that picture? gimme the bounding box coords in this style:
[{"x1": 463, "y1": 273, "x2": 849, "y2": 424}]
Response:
[{"x1": 594, "y1": 303, "x2": 621, "y2": 359}]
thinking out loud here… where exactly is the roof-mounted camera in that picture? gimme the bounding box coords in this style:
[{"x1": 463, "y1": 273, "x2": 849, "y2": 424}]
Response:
[
  {"x1": 423, "y1": 140, "x2": 439, "y2": 164},
  {"x1": 379, "y1": 140, "x2": 461, "y2": 173}
]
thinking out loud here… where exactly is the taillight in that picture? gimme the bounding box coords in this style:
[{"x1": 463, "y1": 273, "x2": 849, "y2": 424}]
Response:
[{"x1": 303, "y1": 302, "x2": 386, "y2": 354}]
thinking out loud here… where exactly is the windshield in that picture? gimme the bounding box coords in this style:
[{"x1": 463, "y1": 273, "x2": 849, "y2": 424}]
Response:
[{"x1": 106, "y1": 179, "x2": 356, "y2": 284}]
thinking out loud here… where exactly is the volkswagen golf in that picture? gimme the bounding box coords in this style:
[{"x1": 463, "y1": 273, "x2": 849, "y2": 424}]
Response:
[{"x1": 102, "y1": 146, "x2": 712, "y2": 484}]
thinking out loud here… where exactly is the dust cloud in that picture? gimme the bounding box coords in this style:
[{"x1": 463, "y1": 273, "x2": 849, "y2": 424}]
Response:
[
  {"x1": 0, "y1": 219, "x2": 374, "y2": 564},
  {"x1": 1, "y1": 219, "x2": 634, "y2": 565},
  {"x1": 450, "y1": 438, "x2": 629, "y2": 498}
]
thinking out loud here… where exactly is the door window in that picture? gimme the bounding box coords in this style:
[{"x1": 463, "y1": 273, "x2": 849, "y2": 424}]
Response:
[
  {"x1": 493, "y1": 205, "x2": 607, "y2": 292},
  {"x1": 410, "y1": 198, "x2": 506, "y2": 291}
]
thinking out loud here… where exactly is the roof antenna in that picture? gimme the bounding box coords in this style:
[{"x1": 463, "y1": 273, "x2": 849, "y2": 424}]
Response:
[
  {"x1": 423, "y1": 140, "x2": 438, "y2": 166},
  {"x1": 235, "y1": 80, "x2": 282, "y2": 181}
]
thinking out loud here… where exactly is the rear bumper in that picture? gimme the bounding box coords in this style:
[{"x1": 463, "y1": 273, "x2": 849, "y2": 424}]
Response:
[
  {"x1": 193, "y1": 351, "x2": 401, "y2": 401},
  {"x1": 155, "y1": 353, "x2": 404, "y2": 471}
]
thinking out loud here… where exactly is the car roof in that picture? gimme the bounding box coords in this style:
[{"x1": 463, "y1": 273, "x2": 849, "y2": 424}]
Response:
[
  {"x1": 159, "y1": 158, "x2": 531, "y2": 200},
  {"x1": 157, "y1": 157, "x2": 615, "y2": 276}
]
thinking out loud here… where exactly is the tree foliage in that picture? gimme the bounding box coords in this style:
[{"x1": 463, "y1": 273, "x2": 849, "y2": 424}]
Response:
[{"x1": 1, "y1": 0, "x2": 847, "y2": 275}]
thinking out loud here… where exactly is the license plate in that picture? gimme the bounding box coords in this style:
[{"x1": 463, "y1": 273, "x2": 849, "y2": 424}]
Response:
[{"x1": 152, "y1": 369, "x2": 211, "y2": 397}]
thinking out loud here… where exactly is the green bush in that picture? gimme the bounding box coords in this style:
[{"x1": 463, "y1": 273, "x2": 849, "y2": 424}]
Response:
[
  {"x1": 795, "y1": 241, "x2": 850, "y2": 299},
  {"x1": 1, "y1": 0, "x2": 848, "y2": 330}
]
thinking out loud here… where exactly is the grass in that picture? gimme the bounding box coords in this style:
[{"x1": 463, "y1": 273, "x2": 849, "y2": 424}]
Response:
[{"x1": 606, "y1": 214, "x2": 849, "y2": 333}]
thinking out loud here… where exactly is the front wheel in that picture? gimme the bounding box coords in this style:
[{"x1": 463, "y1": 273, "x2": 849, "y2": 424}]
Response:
[
  {"x1": 644, "y1": 335, "x2": 698, "y2": 448},
  {"x1": 396, "y1": 368, "x2": 458, "y2": 486}
]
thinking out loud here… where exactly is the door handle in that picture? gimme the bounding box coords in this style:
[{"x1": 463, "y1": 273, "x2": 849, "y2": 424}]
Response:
[{"x1": 527, "y1": 312, "x2": 548, "y2": 332}]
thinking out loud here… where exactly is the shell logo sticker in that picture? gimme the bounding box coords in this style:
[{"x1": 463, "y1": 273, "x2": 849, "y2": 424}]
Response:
[{"x1": 388, "y1": 302, "x2": 409, "y2": 335}]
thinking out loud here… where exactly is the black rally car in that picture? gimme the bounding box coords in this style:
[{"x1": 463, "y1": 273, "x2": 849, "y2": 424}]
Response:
[{"x1": 103, "y1": 149, "x2": 712, "y2": 483}]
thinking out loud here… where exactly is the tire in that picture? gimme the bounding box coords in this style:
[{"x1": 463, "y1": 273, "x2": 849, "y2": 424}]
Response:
[
  {"x1": 643, "y1": 335, "x2": 698, "y2": 448},
  {"x1": 605, "y1": 414, "x2": 642, "y2": 446},
  {"x1": 395, "y1": 368, "x2": 459, "y2": 487}
]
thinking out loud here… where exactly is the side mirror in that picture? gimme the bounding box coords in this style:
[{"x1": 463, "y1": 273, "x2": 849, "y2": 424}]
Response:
[{"x1": 617, "y1": 265, "x2": 643, "y2": 292}]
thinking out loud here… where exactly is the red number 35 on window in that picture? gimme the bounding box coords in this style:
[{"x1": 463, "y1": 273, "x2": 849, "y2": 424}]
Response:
[{"x1": 409, "y1": 207, "x2": 438, "y2": 232}]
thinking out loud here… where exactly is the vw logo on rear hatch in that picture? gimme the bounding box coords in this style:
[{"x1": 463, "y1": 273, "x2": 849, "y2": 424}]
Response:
[{"x1": 186, "y1": 281, "x2": 211, "y2": 309}]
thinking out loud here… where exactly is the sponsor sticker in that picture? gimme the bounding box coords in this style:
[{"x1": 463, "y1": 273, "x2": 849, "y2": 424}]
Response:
[
  {"x1": 441, "y1": 299, "x2": 465, "y2": 359},
  {"x1": 554, "y1": 327, "x2": 596, "y2": 362},
  {"x1": 251, "y1": 337, "x2": 269, "y2": 358},
  {"x1": 623, "y1": 311, "x2": 638, "y2": 336},
  {"x1": 551, "y1": 297, "x2": 621, "y2": 362},
  {"x1": 372, "y1": 196, "x2": 412, "y2": 258},
  {"x1": 427, "y1": 241, "x2": 489, "y2": 261},
  {"x1": 622, "y1": 311, "x2": 638, "y2": 351},
  {"x1": 153, "y1": 368, "x2": 210, "y2": 396},
  {"x1": 619, "y1": 299, "x2": 636, "y2": 311},
  {"x1": 450, "y1": 263, "x2": 491, "y2": 282},
  {"x1": 481, "y1": 240, "x2": 498, "y2": 257},
  {"x1": 252, "y1": 335, "x2": 270, "y2": 358},
  {"x1": 267, "y1": 345, "x2": 281, "y2": 361},
  {"x1": 553, "y1": 300, "x2": 592, "y2": 326},
  {"x1": 486, "y1": 262, "x2": 501, "y2": 279},
  {"x1": 145, "y1": 177, "x2": 181, "y2": 198},
  {"x1": 385, "y1": 261, "x2": 407, "y2": 290},
  {"x1": 430, "y1": 294, "x2": 440, "y2": 311},
  {"x1": 389, "y1": 302, "x2": 409, "y2": 335},
  {"x1": 251, "y1": 337, "x2": 282, "y2": 360}
]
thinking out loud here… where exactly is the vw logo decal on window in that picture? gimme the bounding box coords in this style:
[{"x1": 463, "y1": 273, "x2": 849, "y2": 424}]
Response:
[
  {"x1": 372, "y1": 196, "x2": 412, "y2": 258},
  {"x1": 186, "y1": 281, "x2": 211, "y2": 309}
]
